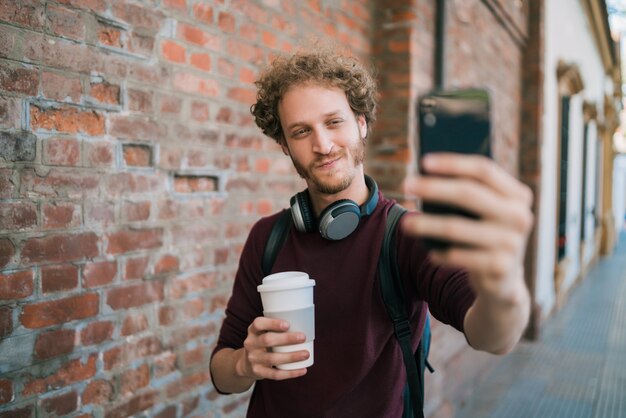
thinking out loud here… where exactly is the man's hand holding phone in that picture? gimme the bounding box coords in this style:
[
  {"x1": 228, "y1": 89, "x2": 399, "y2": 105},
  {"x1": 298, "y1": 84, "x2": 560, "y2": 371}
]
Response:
[{"x1": 404, "y1": 89, "x2": 534, "y2": 353}]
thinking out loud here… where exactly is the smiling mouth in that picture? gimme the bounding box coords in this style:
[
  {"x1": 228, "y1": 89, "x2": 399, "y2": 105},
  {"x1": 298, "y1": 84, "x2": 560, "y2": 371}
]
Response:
[{"x1": 316, "y1": 157, "x2": 340, "y2": 169}]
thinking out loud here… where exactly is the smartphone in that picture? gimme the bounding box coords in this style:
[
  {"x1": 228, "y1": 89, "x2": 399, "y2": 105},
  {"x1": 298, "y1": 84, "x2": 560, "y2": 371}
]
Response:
[{"x1": 417, "y1": 88, "x2": 492, "y2": 249}]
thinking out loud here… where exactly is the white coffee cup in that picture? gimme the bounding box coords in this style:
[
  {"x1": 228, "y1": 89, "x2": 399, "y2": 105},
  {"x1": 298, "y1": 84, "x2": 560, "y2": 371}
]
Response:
[{"x1": 257, "y1": 271, "x2": 315, "y2": 370}]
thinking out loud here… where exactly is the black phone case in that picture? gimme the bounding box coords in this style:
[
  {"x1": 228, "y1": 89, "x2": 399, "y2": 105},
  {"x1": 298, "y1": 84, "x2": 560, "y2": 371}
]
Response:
[{"x1": 417, "y1": 88, "x2": 492, "y2": 250}]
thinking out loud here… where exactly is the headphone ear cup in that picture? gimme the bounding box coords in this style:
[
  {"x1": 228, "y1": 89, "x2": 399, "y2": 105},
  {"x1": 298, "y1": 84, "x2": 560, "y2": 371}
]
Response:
[
  {"x1": 290, "y1": 191, "x2": 316, "y2": 233},
  {"x1": 318, "y1": 199, "x2": 361, "y2": 240}
]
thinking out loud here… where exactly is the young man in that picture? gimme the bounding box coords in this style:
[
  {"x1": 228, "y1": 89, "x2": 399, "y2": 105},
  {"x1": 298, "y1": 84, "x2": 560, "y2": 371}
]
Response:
[{"x1": 210, "y1": 50, "x2": 533, "y2": 417}]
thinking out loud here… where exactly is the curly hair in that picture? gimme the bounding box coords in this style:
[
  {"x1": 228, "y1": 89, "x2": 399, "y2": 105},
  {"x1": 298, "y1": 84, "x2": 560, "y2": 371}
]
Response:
[{"x1": 250, "y1": 49, "x2": 378, "y2": 145}]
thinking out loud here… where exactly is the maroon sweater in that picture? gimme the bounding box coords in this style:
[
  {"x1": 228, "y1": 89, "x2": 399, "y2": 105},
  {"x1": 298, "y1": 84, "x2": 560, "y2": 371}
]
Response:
[{"x1": 212, "y1": 195, "x2": 475, "y2": 418}]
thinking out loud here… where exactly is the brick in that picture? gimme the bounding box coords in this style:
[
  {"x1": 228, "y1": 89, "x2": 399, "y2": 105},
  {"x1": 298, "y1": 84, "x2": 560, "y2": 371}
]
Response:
[
  {"x1": 129, "y1": 33, "x2": 155, "y2": 56},
  {"x1": 46, "y1": 4, "x2": 85, "y2": 41},
  {"x1": 159, "y1": 94, "x2": 182, "y2": 114},
  {"x1": 82, "y1": 379, "x2": 113, "y2": 405},
  {"x1": 123, "y1": 144, "x2": 152, "y2": 167},
  {"x1": 97, "y1": 23, "x2": 124, "y2": 48},
  {"x1": 41, "y1": 264, "x2": 79, "y2": 293},
  {"x1": 90, "y1": 82, "x2": 120, "y2": 105},
  {"x1": 57, "y1": 0, "x2": 107, "y2": 13},
  {"x1": 158, "y1": 305, "x2": 175, "y2": 326},
  {"x1": 154, "y1": 352, "x2": 176, "y2": 377},
  {"x1": 124, "y1": 256, "x2": 149, "y2": 280},
  {"x1": 127, "y1": 89, "x2": 153, "y2": 112},
  {"x1": 0, "y1": 379, "x2": 12, "y2": 404},
  {"x1": 121, "y1": 312, "x2": 148, "y2": 336},
  {"x1": 154, "y1": 254, "x2": 179, "y2": 275},
  {"x1": 112, "y1": 3, "x2": 164, "y2": 32},
  {"x1": 109, "y1": 116, "x2": 166, "y2": 141},
  {"x1": 103, "y1": 336, "x2": 162, "y2": 370},
  {"x1": 20, "y1": 168, "x2": 100, "y2": 198},
  {"x1": 23, "y1": 355, "x2": 97, "y2": 396},
  {"x1": 218, "y1": 11, "x2": 236, "y2": 33},
  {"x1": 30, "y1": 105, "x2": 105, "y2": 136},
  {"x1": 0, "y1": 131, "x2": 37, "y2": 162},
  {"x1": 177, "y1": 23, "x2": 220, "y2": 49},
  {"x1": 106, "y1": 228, "x2": 162, "y2": 255},
  {"x1": 118, "y1": 364, "x2": 149, "y2": 396},
  {"x1": 0, "y1": 0, "x2": 45, "y2": 30},
  {"x1": 106, "y1": 281, "x2": 164, "y2": 310},
  {"x1": 167, "y1": 272, "x2": 216, "y2": 299},
  {"x1": 42, "y1": 201, "x2": 81, "y2": 229},
  {"x1": 42, "y1": 137, "x2": 81, "y2": 166},
  {"x1": 0, "y1": 201, "x2": 37, "y2": 231},
  {"x1": 0, "y1": 270, "x2": 34, "y2": 300},
  {"x1": 0, "y1": 96, "x2": 21, "y2": 129},
  {"x1": 183, "y1": 298, "x2": 203, "y2": 319},
  {"x1": 104, "y1": 390, "x2": 157, "y2": 418},
  {"x1": 228, "y1": 87, "x2": 256, "y2": 105},
  {"x1": 173, "y1": 175, "x2": 217, "y2": 193},
  {"x1": 0, "y1": 62, "x2": 39, "y2": 95},
  {"x1": 191, "y1": 101, "x2": 210, "y2": 121},
  {"x1": 81, "y1": 321, "x2": 113, "y2": 345},
  {"x1": 217, "y1": 57, "x2": 235, "y2": 78},
  {"x1": 165, "y1": 370, "x2": 210, "y2": 398},
  {"x1": 190, "y1": 52, "x2": 211, "y2": 71},
  {"x1": 154, "y1": 405, "x2": 177, "y2": 418},
  {"x1": 21, "y1": 232, "x2": 99, "y2": 264},
  {"x1": 39, "y1": 390, "x2": 78, "y2": 415},
  {"x1": 172, "y1": 72, "x2": 220, "y2": 97},
  {"x1": 20, "y1": 293, "x2": 99, "y2": 329},
  {"x1": 192, "y1": 3, "x2": 213, "y2": 24},
  {"x1": 161, "y1": 40, "x2": 186, "y2": 63},
  {"x1": 83, "y1": 260, "x2": 117, "y2": 288},
  {"x1": 226, "y1": 39, "x2": 264, "y2": 64},
  {"x1": 0, "y1": 405, "x2": 33, "y2": 418},
  {"x1": 0, "y1": 306, "x2": 12, "y2": 338},
  {"x1": 35, "y1": 328, "x2": 75, "y2": 360},
  {"x1": 121, "y1": 200, "x2": 151, "y2": 222},
  {"x1": 83, "y1": 141, "x2": 114, "y2": 168},
  {"x1": 163, "y1": 0, "x2": 186, "y2": 10}
]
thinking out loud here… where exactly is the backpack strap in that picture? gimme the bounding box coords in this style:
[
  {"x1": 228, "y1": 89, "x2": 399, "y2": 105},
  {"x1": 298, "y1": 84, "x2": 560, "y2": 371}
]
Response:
[
  {"x1": 378, "y1": 204, "x2": 425, "y2": 418},
  {"x1": 261, "y1": 210, "x2": 293, "y2": 277}
]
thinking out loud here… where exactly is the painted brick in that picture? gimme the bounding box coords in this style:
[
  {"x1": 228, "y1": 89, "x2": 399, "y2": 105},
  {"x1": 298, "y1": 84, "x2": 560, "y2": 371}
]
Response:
[
  {"x1": 0, "y1": 97, "x2": 21, "y2": 130},
  {"x1": 34, "y1": 328, "x2": 75, "y2": 360},
  {"x1": 20, "y1": 293, "x2": 99, "y2": 329},
  {"x1": 172, "y1": 72, "x2": 220, "y2": 96},
  {"x1": 103, "y1": 336, "x2": 162, "y2": 370},
  {"x1": 0, "y1": 270, "x2": 34, "y2": 300},
  {"x1": 127, "y1": 89, "x2": 153, "y2": 113},
  {"x1": 83, "y1": 141, "x2": 115, "y2": 168},
  {"x1": 41, "y1": 264, "x2": 79, "y2": 293},
  {"x1": 192, "y1": 3, "x2": 213, "y2": 24}
]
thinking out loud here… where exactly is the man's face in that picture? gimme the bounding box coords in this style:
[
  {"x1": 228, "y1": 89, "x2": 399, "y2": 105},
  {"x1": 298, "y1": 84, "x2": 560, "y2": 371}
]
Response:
[{"x1": 277, "y1": 83, "x2": 368, "y2": 195}]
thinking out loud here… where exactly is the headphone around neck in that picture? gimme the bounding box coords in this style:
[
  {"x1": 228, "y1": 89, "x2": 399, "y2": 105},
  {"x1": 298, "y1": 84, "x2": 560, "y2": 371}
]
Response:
[{"x1": 289, "y1": 175, "x2": 379, "y2": 241}]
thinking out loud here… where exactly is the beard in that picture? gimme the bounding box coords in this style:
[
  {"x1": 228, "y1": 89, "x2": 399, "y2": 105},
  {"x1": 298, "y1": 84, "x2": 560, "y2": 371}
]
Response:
[{"x1": 289, "y1": 132, "x2": 366, "y2": 195}]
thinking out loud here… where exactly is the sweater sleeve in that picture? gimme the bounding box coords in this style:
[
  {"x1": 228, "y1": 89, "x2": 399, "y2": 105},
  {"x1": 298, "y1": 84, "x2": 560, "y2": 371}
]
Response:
[{"x1": 397, "y1": 212, "x2": 476, "y2": 333}]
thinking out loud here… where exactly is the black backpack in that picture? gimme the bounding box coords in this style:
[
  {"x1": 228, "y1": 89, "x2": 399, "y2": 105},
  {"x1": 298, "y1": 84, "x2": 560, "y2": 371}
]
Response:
[{"x1": 261, "y1": 203, "x2": 433, "y2": 418}]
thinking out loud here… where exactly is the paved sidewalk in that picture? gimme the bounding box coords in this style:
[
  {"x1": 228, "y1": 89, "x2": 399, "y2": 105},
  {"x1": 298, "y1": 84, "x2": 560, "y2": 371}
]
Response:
[{"x1": 456, "y1": 231, "x2": 626, "y2": 418}]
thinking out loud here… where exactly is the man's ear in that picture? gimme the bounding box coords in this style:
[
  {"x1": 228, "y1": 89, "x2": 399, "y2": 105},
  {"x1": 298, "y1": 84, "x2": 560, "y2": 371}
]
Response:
[
  {"x1": 357, "y1": 115, "x2": 368, "y2": 139},
  {"x1": 280, "y1": 141, "x2": 289, "y2": 156}
]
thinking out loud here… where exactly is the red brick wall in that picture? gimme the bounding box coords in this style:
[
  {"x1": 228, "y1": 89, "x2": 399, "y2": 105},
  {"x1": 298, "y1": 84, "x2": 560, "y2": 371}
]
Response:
[
  {"x1": 0, "y1": 0, "x2": 527, "y2": 417},
  {"x1": 0, "y1": 1, "x2": 371, "y2": 417}
]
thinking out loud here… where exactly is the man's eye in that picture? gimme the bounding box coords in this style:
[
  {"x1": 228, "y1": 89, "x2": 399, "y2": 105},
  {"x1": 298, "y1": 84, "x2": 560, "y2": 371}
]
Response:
[
  {"x1": 292, "y1": 128, "x2": 309, "y2": 138},
  {"x1": 329, "y1": 119, "x2": 343, "y2": 126}
]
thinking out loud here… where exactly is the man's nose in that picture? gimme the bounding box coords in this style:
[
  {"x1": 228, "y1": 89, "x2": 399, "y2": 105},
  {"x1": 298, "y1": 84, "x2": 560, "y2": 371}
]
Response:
[{"x1": 311, "y1": 128, "x2": 333, "y2": 154}]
